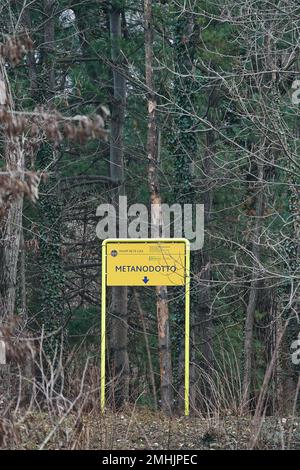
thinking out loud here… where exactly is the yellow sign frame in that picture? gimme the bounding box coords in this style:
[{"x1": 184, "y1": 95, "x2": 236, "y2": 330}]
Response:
[{"x1": 101, "y1": 238, "x2": 190, "y2": 416}]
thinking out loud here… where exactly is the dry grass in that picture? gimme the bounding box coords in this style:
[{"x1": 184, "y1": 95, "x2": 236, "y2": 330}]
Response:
[{"x1": 11, "y1": 406, "x2": 300, "y2": 450}]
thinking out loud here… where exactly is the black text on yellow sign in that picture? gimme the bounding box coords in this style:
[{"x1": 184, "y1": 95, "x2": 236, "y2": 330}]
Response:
[
  {"x1": 101, "y1": 238, "x2": 190, "y2": 416},
  {"x1": 105, "y1": 240, "x2": 186, "y2": 286}
]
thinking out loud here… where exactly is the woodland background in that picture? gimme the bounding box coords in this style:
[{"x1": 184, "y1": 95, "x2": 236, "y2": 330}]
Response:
[{"x1": 0, "y1": 0, "x2": 299, "y2": 450}]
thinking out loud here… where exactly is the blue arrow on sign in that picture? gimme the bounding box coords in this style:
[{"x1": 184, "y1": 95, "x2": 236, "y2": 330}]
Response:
[{"x1": 142, "y1": 276, "x2": 149, "y2": 284}]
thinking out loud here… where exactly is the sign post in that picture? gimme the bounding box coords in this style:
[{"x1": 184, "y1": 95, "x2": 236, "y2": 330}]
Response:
[{"x1": 101, "y1": 238, "x2": 190, "y2": 415}]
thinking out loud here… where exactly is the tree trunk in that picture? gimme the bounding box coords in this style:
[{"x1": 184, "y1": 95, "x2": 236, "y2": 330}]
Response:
[
  {"x1": 144, "y1": 0, "x2": 173, "y2": 414},
  {"x1": 134, "y1": 290, "x2": 158, "y2": 410},
  {"x1": 194, "y1": 111, "x2": 215, "y2": 412},
  {"x1": 0, "y1": 62, "x2": 24, "y2": 318},
  {"x1": 242, "y1": 160, "x2": 264, "y2": 411},
  {"x1": 172, "y1": 9, "x2": 197, "y2": 412},
  {"x1": 43, "y1": 0, "x2": 55, "y2": 98},
  {"x1": 276, "y1": 110, "x2": 300, "y2": 415},
  {"x1": 109, "y1": 5, "x2": 129, "y2": 408}
]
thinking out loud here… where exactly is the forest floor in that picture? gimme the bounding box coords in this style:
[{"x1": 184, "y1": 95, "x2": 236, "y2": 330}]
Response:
[{"x1": 16, "y1": 406, "x2": 300, "y2": 450}]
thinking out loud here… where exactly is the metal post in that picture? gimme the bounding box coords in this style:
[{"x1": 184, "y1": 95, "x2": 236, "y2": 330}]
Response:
[
  {"x1": 100, "y1": 242, "x2": 106, "y2": 412},
  {"x1": 100, "y1": 238, "x2": 190, "y2": 415},
  {"x1": 185, "y1": 241, "x2": 190, "y2": 416}
]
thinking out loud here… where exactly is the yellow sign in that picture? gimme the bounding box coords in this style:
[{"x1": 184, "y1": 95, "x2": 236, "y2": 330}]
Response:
[
  {"x1": 105, "y1": 240, "x2": 186, "y2": 286},
  {"x1": 101, "y1": 238, "x2": 190, "y2": 416}
]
